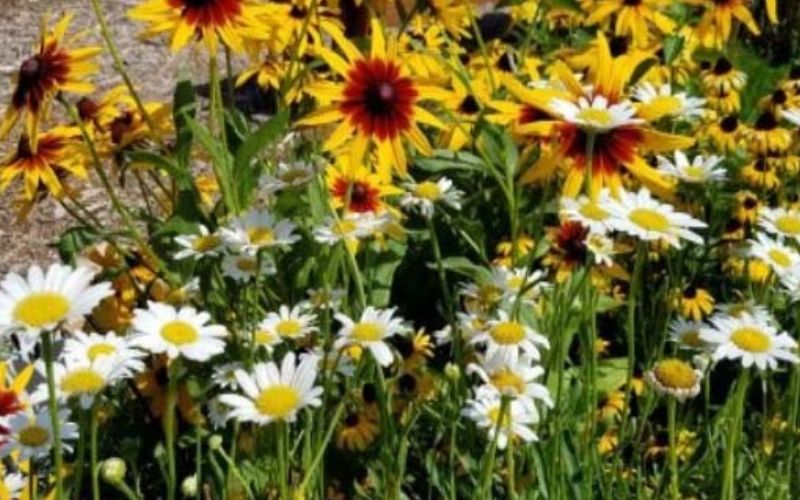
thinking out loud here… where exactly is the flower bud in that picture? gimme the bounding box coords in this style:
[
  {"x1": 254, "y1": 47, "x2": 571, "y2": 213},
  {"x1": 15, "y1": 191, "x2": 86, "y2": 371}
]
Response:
[
  {"x1": 181, "y1": 474, "x2": 198, "y2": 497},
  {"x1": 100, "y1": 458, "x2": 127, "y2": 485},
  {"x1": 208, "y1": 434, "x2": 223, "y2": 451},
  {"x1": 444, "y1": 362, "x2": 460, "y2": 382}
]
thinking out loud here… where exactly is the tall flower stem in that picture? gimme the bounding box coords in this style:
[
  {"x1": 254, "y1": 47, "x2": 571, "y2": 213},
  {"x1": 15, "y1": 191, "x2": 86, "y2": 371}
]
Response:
[
  {"x1": 164, "y1": 360, "x2": 180, "y2": 500},
  {"x1": 343, "y1": 244, "x2": 367, "y2": 313},
  {"x1": 425, "y1": 216, "x2": 459, "y2": 360},
  {"x1": 505, "y1": 425, "x2": 517, "y2": 500},
  {"x1": 208, "y1": 53, "x2": 237, "y2": 214},
  {"x1": 90, "y1": 401, "x2": 101, "y2": 500},
  {"x1": 667, "y1": 398, "x2": 679, "y2": 500},
  {"x1": 298, "y1": 401, "x2": 345, "y2": 493},
  {"x1": 277, "y1": 422, "x2": 290, "y2": 500},
  {"x1": 620, "y1": 242, "x2": 646, "y2": 445},
  {"x1": 72, "y1": 410, "x2": 88, "y2": 500},
  {"x1": 42, "y1": 330, "x2": 65, "y2": 500},
  {"x1": 480, "y1": 397, "x2": 509, "y2": 497},
  {"x1": 722, "y1": 369, "x2": 750, "y2": 500}
]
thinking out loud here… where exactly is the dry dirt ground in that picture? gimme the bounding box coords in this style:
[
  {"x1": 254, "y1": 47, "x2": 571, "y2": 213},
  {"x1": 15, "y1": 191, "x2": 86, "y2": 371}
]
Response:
[{"x1": 0, "y1": 0, "x2": 204, "y2": 273}]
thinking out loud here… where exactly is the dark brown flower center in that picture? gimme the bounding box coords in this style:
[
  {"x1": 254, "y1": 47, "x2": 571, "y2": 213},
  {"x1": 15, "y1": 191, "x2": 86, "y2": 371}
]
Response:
[
  {"x1": 754, "y1": 112, "x2": 778, "y2": 131},
  {"x1": 720, "y1": 115, "x2": 739, "y2": 132},
  {"x1": 458, "y1": 95, "x2": 480, "y2": 115},
  {"x1": 713, "y1": 57, "x2": 733, "y2": 75}
]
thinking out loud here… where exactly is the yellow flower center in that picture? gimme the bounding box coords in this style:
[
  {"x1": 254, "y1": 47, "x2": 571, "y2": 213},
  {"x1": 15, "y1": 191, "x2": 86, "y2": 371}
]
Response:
[
  {"x1": 192, "y1": 235, "x2": 221, "y2": 253},
  {"x1": 247, "y1": 227, "x2": 275, "y2": 246},
  {"x1": 653, "y1": 359, "x2": 697, "y2": 390},
  {"x1": 683, "y1": 166, "x2": 706, "y2": 179},
  {"x1": 579, "y1": 201, "x2": 609, "y2": 221},
  {"x1": 161, "y1": 320, "x2": 199, "y2": 345},
  {"x1": 775, "y1": 215, "x2": 800, "y2": 235},
  {"x1": 577, "y1": 107, "x2": 613, "y2": 127},
  {"x1": 768, "y1": 248, "x2": 793, "y2": 268},
  {"x1": 680, "y1": 330, "x2": 704, "y2": 348},
  {"x1": 275, "y1": 319, "x2": 303, "y2": 338},
  {"x1": 13, "y1": 292, "x2": 70, "y2": 328},
  {"x1": 255, "y1": 385, "x2": 300, "y2": 419},
  {"x1": 490, "y1": 369, "x2": 525, "y2": 395},
  {"x1": 414, "y1": 181, "x2": 442, "y2": 201},
  {"x1": 87, "y1": 343, "x2": 116, "y2": 361},
  {"x1": 60, "y1": 368, "x2": 105, "y2": 395},
  {"x1": 254, "y1": 329, "x2": 276, "y2": 345},
  {"x1": 333, "y1": 220, "x2": 357, "y2": 236},
  {"x1": 236, "y1": 258, "x2": 258, "y2": 273},
  {"x1": 487, "y1": 405, "x2": 510, "y2": 428},
  {"x1": 18, "y1": 424, "x2": 50, "y2": 447},
  {"x1": 351, "y1": 322, "x2": 384, "y2": 342},
  {"x1": 490, "y1": 321, "x2": 526, "y2": 345},
  {"x1": 649, "y1": 95, "x2": 682, "y2": 115},
  {"x1": 629, "y1": 208, "x2": 670, "y2": 232},
  {"x1": 280, "y1": 169, "x2": 309, "y2": 183},
  {"x1": 730, "y1": 327, "x2": 771, "y2": 353},
  {"x1": 507, "y1": 276, "x2": 524, "y2": 290}
]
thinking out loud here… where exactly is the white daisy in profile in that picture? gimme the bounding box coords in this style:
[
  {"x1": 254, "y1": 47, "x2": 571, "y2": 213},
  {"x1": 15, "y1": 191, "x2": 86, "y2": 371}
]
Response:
[
  {"x1": 174, "y1": 225, "x2": 225, "y2": 260},
  {"x1": 261, "y1": 160, "x2": 316, "y2": 194},
  {"x1": 0, "y1": 264, "x2": 112, "y2": 336},
  {"x1": 586, "y1": 233, "x2": 616, "y2": 267},
  {"x1": 221, "y1": 254, "x2": 276, "y2": 283},
  {"x1": 780, "y1": 108, "x2": 800, "y2": 127},
  {"x1": 250, "y1": 323, "x2": 283, "y2": 352},
  {"x1": 471, "y1": 310, "x2": 549, "y2": 360},
  {"x1": 632, "y1": 83, "x2": 706, "y2": 120},
  {"x1": 490, "y1": 267, "x2": 548, "y2": 305},
  {"x1": 777, "y1": 265, "x2": 800, "y2": 302},
  {"x1": 759, "y1": 206, "x2": 800, "y2": 242},
  {"x1": 668, "y1": 318, "x2": 707, "y2": 351},
  {"x1": 219, "y1": 352, "x2": 322, "y2": 425},
  {"x1": 220, "y1": 209, "x2": 300, "y2": 255},
  {"x1": 657, "y1": 151, "x2": 725, "y2": 184},
  {"x1": 701, "y1": 313, "x2": 799, "y2": 370},
  {"x1": 212, "y1": 362, "x2": 245, "y2": 390},
  {"x1": 560, "y1": 192, "x2": 614, "y2": 234},
  {"x1": 467, "y1": 350, "x2": 553, "y2": 410},
  {"x1": 1, "y1": 466, "x2": 25, "y2": 499},
  {"x1": 549, "y1": 95, "x2": 643, "y2": 132},
  {"x1": 206, "y1": 397, "x2": 230, "y2": 429},
  {"x1": 313, "y1": 213, "x2": 384, "y2": 246},
  {"x1": 0, "y1": 408, "x2": 78, "y2": 460},
  {"x1": 130, "y1": 302, "x2": 227, "y2": 362},
  {"x1": 63, "y1": 331, "x2": 145, "y2": 377},
  {"x1": 305, "y1": 288, "x2": 346, "y2": 310},
  {"x1": 748, "y1": 233, "x2": 800, "y2": 273},
  {"x1": 31, "y1": 356, "x2": 122, "y2": 409},
  {"x1": 645, "y1": 358, "x2": 703, "y2": 401},
  {"x1": 334, "y1": 307, "x2": 406, "y2": 367},
  {"x1": 605, "y1": 188, "x2": 707, "y2": 248},
  {"x1": 259, "y1": 305, "x2": 317, "y2": 341},
  {"x1": 401, "y1": 177, "x2": 463, "y2": 218},
  {"x1": 462, "y1": 393, "x2": 539, "y2": 449}
]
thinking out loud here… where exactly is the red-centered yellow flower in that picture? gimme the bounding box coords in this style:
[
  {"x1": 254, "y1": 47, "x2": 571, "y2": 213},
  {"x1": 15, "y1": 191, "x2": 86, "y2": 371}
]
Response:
[
  {"x1": 0, "y1": 127, "x2": 88, "y2": 201},
  {"x1": 0, "y1": 13, "x2": 100, "y2": 152},
  {"x1": 519, "y1": 34, "x2": 693, "y2": 199},
  {"x1": 298, "y1": 20, "x2": 444, "y2": 176},
  {"x1": 0, "y1": 362, "x2": 33, "y2": 422},
  {"x1": 128, "y1": 0, "x2": 270, "y2": 53},
  {"x1": 326, "y1": 156, "x2": 401, "y2": 213},
  {"x1": 584, "y1": 0, "x2": 676, "y2": 48},
  {"x1": 684, "y1": 0, "x2": 761, "y2": 48}
]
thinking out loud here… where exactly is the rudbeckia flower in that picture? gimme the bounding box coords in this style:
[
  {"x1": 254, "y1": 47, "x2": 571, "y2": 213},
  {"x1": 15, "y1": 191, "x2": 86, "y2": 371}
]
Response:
[
  {"x1": 0, "y1": 362, "x2": 33, "y2": 420},
  {"x1": 298, "y1": 20, "x2": 445, "y2": 176},
  {"x1": 686, "y1": 0, "x2": 761, "y2": 48},
  {"x1": 0, "y1": 13, "x2": 100, "y2": 151},
  {"x1": 326, "y1": 157, "x2": 401, "y2": 214},
  {"x1": 584, "y1": 0, "x2": 676, "y2": 48}
]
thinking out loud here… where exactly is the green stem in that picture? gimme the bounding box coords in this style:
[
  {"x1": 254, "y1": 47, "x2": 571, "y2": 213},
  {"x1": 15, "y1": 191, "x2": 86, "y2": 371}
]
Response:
[
  {"x1": 91, "y1": 401, "x2": 101, "y2": 500},
  {"x1": 109, "y1": 480, "x2": 140, "y2": 500},
  {"x1": 72, "y1": 409, "x2": 88, "y2": 500},
  {"x1": 298, "y1": 402, "x2": 345, "y2": 493},
  {"x1": 29, "y1": 459, "x2": 38, "y2": 500},
  {"x1": 667, "y1": 398, "x2": 679, "y2": 500},
  {"x1": 164, "y1": 360, "x2": 179, "y2": 500},
  {"x1": 506, "y1": 424, "x2": 517, "y2": 500},
  {"x1": 426, "y1": 216, "x2": 459, "y2": 361},
  {"x1": 277, "y1": 422, "x2": 290, "y2": 500},
  {"x1": 480, "y1": 398, "x2": 509, "y2": 497},
  {"x1": 42, "y1": 331, "x2": 65, "y2": 500},
  {"x1": 722, "y1": 370, "x2": 750, "y2": 500},
  {"x1": 343, "y1": 244, "x2": 367, "y2": 313},
  {"x1": 215, "y1": 448, "x2": 254, "y2": 500},
  {"x1": 620, "y1": 242, "x2": 646, "y2": 445}
]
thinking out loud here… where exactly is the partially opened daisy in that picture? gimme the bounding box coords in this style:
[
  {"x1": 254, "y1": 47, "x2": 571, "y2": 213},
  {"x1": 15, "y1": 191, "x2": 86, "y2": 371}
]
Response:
[
  {"x1": 221, "y1": 253, "x2": 276, "y2": 283},
  {"x1": 748, "y1": 233, "x2": 800, "y2": 274},
  {"x1": 334, "y1": 307, "x2": 405, "y2": 367},
  {"x1": 174, "y1": 225, "x2": 225, "y2": 260},
  {"x1": 462, "y1": 393, "x2": 539, "y2": 449},
  {"x1": 668, "y1": 318, "x2": 708, "y2": 351},
  {"x1": 0, "y1": 408, "x2": 78, "y2": 460},
  {"x1": 471, "y1": 310, "x2": 550, "y2": 360},
  {"x1": 30, "y1": 356, "x2": 122, "y2": 409},
  {"x1": 313, "y1": 213, "x2": 387, "y2": 247},
  {"x1": 63, "y1": 331, "x2": 145, "y2": 376},
  {"x1": 259, "y1": 305, "x2": 317, "y2": 341},
  {"x1": 261, "y1": 161, "x2": 316, "y2": 194},
  {"x1": 759, "y1": 207, "x2": 800, "y2": 242},
  {"x1": 219, "y1": 352, "x2": 322, "y2": 425},
  {"x1": 401, "y1": 177, "x2": 463, "y2": 218},
  {"x1": 701, "y1": 313, "x2": 799, "y2": 370},
  {"x1": 0, "y1": 264, "x2": 112, "y2": 336},
  {"x1": 657, "y1": 151, "x2": 726, "y2": 184},
  {"x1": 220, "y1": 209, "x2": 300, "y2": 255},
  {"x1": 549, "y1": 95, "x2": 643, "y2": 133},
  {"x1": 131, "y1": 302, "x2": 227, "y2": 362},
  {"x1": 605, "y1": 188, "x2": 707, "y2": 248},
  {"x1": 645, "y1": 358, "x2": 703, "y2": 401},
  {"x1": 632, "y1": 83, "x2": 706, "y2": 121}
]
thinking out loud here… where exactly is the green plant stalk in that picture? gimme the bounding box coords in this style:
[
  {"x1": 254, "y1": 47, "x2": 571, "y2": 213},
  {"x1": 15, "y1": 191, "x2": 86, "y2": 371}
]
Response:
[
  {"x1": 343, "y1": 243, "x2": 367, "y2": 313},
  {"x1": 42, "y1": 330, "x2": 65, "y2": 500},
  {"x1": 29, "y1": 457, "x2": 38, "y2": 500},
  {"x1": 164, "y1": 360, "x2": 179, "y2": 500},
  {"x1": 667, "y1": 397, "x2": 679, "y2": 500},
  {"x1": 277, "y1": 422, "x2": 290, "y2": 500},
  {"x1": 91, "y1": 401, "x2": 101, "y2": 500},
  {"x1": 298, "y1": 401, "x2": 345, "y2": 493},
  {"x1": 425, "y1": 216, "x2": 460, "y2": 362},
  {"x1": 108, "y1": 480, "x2": 141, "y2": 500},
  {"x1": 72, "y1": 408, "x2": 88, "y2": 500},
  {"x1": 480, "y1": 397, "x2": 509, "y2": 497},
  {"x1": 506, "y1": 426, "x2": 517, "y2": 500},
  {"x1": 620, "y1": 242, "x2": 646, "y2": 445},
  {"x1": 207, "y1": 53, "x2": 237, "y2": 214},
  {"x1": 585, "y1": 132, "x2": 596, "y2": 198},
  {"x1": 722, "y1": 369, "x2": 750, "y2": 500},
  {"x1": 215, "y1": 447, "x2": 254, "y2": 500}
]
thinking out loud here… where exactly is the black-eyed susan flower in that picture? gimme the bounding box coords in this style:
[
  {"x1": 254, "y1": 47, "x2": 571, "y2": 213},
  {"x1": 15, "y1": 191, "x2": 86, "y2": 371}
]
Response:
[
  {"x1": 438, "y1": 78, "x2": 492, "y2": 150},
  {"x1": 687, "y1": 0, "x2": 761, "y2": 47},
  {"x1": 128, "y1": 0, "x2": 271, "y2": 53},
  {"x1": 543, "y1": 220, "x2": 590, "y2": 281},
  {"x1": 298, "y1": 20, "x2": 444, "y2": 176},
  {"x1": 703, "y1": 114, "x2": 744, "y2": 152},
  {"x1": 701, "y1": 313, "x2": 799, "y2": 370},
  {"x1": 744, "y1": 111, "x2": 792, "y2": 155},
  {"x1": 734, "y1": 190, "x2": 760, "y2": 223},
  {"x1": 676, "y1": 286, "x2": 715, "y2": 321},
  {"x1": 493, "y1": 234, "x2": 535, "y2": 267},
  {"x1": 337, "y1": 410, "x2": 379, "y2": 451},
  {"x1": 584, "y1": 0, "x2": 676, "y2": 48},
  {"x1": 645, "y1": 358, "x2": 702, "y2": 401},
  {"x1": 741, "y1": 157, "x2": 780, "y2": 190},
  {"x1": 0, "y1": 13, "x2": 100, "y2": 151},
  {"x1": 700, "y1": 57, "x2": 747, "y2": 94}
]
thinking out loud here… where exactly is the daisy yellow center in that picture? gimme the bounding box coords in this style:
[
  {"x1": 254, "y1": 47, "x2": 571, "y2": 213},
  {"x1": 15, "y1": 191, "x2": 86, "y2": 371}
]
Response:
[
  {"x1": 683, "y1": 166, "x2": 706, "y2": 179},
  {"x1": 414, "y1": 181, "x2": 442, "y2": 201},
  {"x1": 491, "y1": 369, "x2": 525, "y2": 395},
  {"x1": 680, "y1": 330, "x2": 704, "y2": 348},
  {"x1": 653, "y1": 359, "x2": 696, "y2": 389},
  {"x1": 87, "y1": 343, "x2": 116, "y2": 361},
  {"x1": 254, "y1": 329, "x2": 275, "y2": 344},
  {"x1": 60, "y1": 368, "x2": 105, "y2": 394},
  {"x1": 579, "y1": 202, "x2": 609, "y2": 221},
  {"x1": 18, "y1": 424, "x2": 50, "y2": 447},
  {"x1": 768, "y1": 248, "x2": 793, "y2": 268},
  {"x1": 247, "y1": 227, "x2": 275, "y2": 246},
  {"x1": 352, "y1": 322, "x2": 384, "y2": 342},
  {"x1": 276, "y1": 319, "x2": 303, "y2": 337},
  {"x1": 333, "y1": 220, "x2": 357, "y2": 236},
  {"x1": 161, "y1": 320, "x2": 199, "y2": 345},
  {"x1": 192, "y1": 235, "x2": 222, "y2": 252},
  {"x1": 236, "y1": 258, "x2": 258, "y2": 272},
  {"x1": 507, "y1": 276, "x2": 524, "y2": 290},
  {"x1": 255, "y1": 385, "x2": 300, "y2": 419},
  {"x1": 649, "y1": 95, "x2": 681, "y2": 114},
  {"x1": 487, "y1": 406, "x2": 510, "y2": 428},
  {"x1": 13, "y1": 292, "x2": 70, "y2": 328},
  {"x1": 490, "y1": 321, "x2": 526, "y2": 345},
  {"x1": 775, "y1": 216, "x2": 800, "y2": 235},
  {"x1": 577, "y1": 108, "x2": 613, "y2": 126},
  {"x1": 730, "y1": 327, "x2": 771, "y2": 353},
  {"x1": 629, "y1": 208, "x2": 670, "y2": 232}
]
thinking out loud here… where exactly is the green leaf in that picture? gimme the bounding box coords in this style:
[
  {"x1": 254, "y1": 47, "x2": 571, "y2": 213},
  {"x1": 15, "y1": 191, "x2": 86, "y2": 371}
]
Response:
[
  {"x1": 233, "y1": 110, "x2": 290, "y2": 206},
  {"x1": 416, "y1": 150, "x2": 486, "y2": 173},
  {"x1": 55, "y1": 226, "x2": 101, "y2": 263},
  {"x1": 438, "y1": 256, "x2": 492, "y2": 282},
  {"x1": 662, "y1": 35, "x2": 685, "y2": 65},
  {"x1": 595, "y1": 357, "x2": 628, "y2": 395},
  {"x1": 173, "y1": 75, "x2": 196, "y2": 167}
]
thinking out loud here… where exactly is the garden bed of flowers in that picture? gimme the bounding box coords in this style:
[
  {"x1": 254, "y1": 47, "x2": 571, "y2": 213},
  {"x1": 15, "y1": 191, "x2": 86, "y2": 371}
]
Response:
[{"x1": 1, "y1": 0, "x2": 800, "y2": 498}]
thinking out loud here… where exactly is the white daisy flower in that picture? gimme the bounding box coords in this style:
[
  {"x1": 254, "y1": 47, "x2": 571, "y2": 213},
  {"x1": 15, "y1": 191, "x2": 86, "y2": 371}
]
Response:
[
  {"x1": 467, "y1": 350, "x2": 553, "y2": 410},
  {"x1": 748, "y1": 233, "x2": 800, "y2": 273},
  {"x1": 471, "y1": 310, "x2": 549, "y2": 360},
  {"x1": 777, "y1": 265, "x2": 800, "y2": 302},
  {"x1": 30, "y1": 356, "x2": 122, "y2": 409},
  {"x1": 0, "y1": 409, "x2": 78, "y2": 460},
  {"x1": 585, "y1": 232, "x2": 616, "y2": 267},
  {"x1": 549, "y1": 95, "x2": 643, "y2": 132},
  {"x1": 334, "y1": 307, "x2": 406, "y2": 367},
  {"x1": 258, "y1": 305, "x2": 317, "y2": 341},
  {"x1": 657, "y1": 151, "x2": 726, "y2": 184},
  {"x1": 206, "y1": 397, "x2": 230, "y2": 429},
  {"x1": 62, "y1": 331, "x2": 145, "y2": 377},
  {"x1": 221, "y1": 254, "x2": 276, "y2": 283},
  {"x1": 780, "y1": 108, "x2": 800, "y2": 127},
  {"x1": 130, "y1": 302, "x2": 227, "y2": 362},
  {"x1": 701, "y1": 313, "x2": 799, "y2": 370},
  {"x1": 605, "y1": 188, "x2": 707, "y2": 248},
  {"x1": 313, "y1": 213, "x2": 385, "y2": 246},
  {"x1": 560, "y1": 192, "x2": 614, "y2": 234},
  {"x1": 220, "y1": 209, "x2": 300, "y2": 255},
  {"x1": 401, "y1": 177, "x2": 463, "y2": 218},
  {"x1": 261, "y1": 161, "x2": 316, "y2": 194},
  {"x1": 645, "y1": 358, "x2": 703, "y2": 401},
  {"x1": 219, "y1": 352, "x2": 323, "y2": 425},
  {"x1": 212, "y1": 362, "x2": 245, "y2": 390},
  {"x1": 759, "y1": 206, "x2": 800, "y2": 242},
  {"x1": 174, "y1": 225, "x2": 225, "y2": 260},
  {"x1": 632, "y1": 83, "x2": 706, "y2": 120},
  {"x1": 462, "y1": 393, "x2": 539, "y2": 449},
  {"x1": 250, "y1": 323, "x2": 283, "y2": 352},
  {"x1": 1, "y1": 468, "x2": 25, "y2": 499},
  {"x1": 0, "y1": 264, "x2": 112, "y2": 336},
  {"x1": 668, "y1": 318, "x2": 708, "y2": 351}
]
